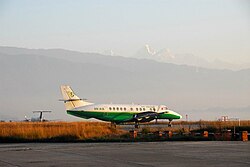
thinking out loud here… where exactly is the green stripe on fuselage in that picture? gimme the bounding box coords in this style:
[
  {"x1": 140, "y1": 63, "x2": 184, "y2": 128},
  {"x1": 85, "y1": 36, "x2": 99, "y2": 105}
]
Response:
[
  {"x1": 67, "y1": 110, "x2": 181, "y2": 123},
  {"x1": 67, "y1": 110, "x2": 133, "y2": 122}
]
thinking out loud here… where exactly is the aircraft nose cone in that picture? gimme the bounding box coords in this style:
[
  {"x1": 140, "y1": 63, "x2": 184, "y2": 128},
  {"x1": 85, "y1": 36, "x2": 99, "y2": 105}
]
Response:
[
  {"x1": 168, "y1": 110, "x2": 182, "y2": 119},
  {"x1": 173, "y1": 111, "x2": 182, "y2": 119},
  {"x1": 174, "y1": 111, "x2": 182, "y2": 119}
]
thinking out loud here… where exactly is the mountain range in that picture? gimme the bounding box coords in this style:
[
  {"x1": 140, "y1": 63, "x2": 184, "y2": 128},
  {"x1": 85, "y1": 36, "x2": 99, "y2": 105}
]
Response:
[
  {"x1": 134, "y1": 44, "x2": 250, "y2": 70},
  {"x1": 0, "y1": 46, "x2": 249, "y2": 121}
]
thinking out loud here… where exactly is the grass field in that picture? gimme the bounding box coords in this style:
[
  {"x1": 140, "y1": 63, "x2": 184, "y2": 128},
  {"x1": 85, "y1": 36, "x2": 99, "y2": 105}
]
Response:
[
  {"x1": 174, "y1": 120, "x2": 250, "y2": 133},
  {"x1": 134, "y1": 120, "x2": 250, "y2": 132},
  {"x1": 0, "y1": 122, "x2": 125, "y2": 142},
  {"x1": 0, "y1": 121, "x2": 249, "y2": 142}
]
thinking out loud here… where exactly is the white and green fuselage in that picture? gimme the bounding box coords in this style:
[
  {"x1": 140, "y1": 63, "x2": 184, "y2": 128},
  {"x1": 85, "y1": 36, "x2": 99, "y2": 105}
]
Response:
[
  {"x1": 61, "y1": 86, "x2": 182, "y2": 124},
  {"x1": 67, "y1": 104, "x2": 181, "y2": 124}
]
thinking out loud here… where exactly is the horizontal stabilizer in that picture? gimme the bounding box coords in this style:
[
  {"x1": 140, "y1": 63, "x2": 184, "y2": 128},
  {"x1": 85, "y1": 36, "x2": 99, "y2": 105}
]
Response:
[{"x1": 59, "y1": 99, "x2": 87, "y2": 102}]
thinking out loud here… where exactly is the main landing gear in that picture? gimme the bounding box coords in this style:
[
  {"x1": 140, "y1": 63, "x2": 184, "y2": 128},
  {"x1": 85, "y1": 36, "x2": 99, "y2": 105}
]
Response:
[{"x1": 134, "y1": 122, "x2": 139, "y2": 129}]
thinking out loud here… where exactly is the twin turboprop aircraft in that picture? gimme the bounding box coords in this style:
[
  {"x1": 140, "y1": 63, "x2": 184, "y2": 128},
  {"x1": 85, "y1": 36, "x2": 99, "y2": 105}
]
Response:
[{"x1": 60, "y1": 85, "x2": 182, "y2": 128}]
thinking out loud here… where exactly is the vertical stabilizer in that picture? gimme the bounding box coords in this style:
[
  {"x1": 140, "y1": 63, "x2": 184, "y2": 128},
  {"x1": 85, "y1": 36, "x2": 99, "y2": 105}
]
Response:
[{"x1": 60, "y1": 85, "x2": 93, "y2": 110}]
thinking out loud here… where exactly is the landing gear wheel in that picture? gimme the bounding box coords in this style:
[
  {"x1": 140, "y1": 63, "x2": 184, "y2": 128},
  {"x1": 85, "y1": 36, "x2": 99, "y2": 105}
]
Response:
[{"x1": 155, "y1": 117, "x2": 158, "y2": 124}]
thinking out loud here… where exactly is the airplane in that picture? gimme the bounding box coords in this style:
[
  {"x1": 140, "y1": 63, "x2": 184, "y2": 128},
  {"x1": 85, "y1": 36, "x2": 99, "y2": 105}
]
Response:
[
  {"x1": 60, "y1": 85, "x2": 182, "y2": 128},
  {"x1": 25, "y1": 111, "x2": 51, "y2": 122}
]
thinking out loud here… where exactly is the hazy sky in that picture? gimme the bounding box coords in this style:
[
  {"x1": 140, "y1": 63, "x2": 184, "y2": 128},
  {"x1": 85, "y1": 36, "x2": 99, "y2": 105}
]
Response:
[{"x1": 0, "y1": 0, "x2": 249, "y2": 64}]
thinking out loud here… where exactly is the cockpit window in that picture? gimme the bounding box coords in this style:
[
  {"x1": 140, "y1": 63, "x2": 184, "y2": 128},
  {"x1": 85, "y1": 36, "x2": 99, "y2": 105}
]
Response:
[{"x1": 161, "y1": 107, "x2": 168, "y2": 110}]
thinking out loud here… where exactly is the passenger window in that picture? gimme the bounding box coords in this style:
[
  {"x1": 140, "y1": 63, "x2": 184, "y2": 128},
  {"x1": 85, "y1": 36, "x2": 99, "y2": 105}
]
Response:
[
  {"x1": 113, "y1": 107, "x2": 115, "y2": 110},
  {"x1": 136, "y1": 108, "x2": 138, "y2": 111},
  {"x1": 143, "y1": 108, "x2": 145, "y2": 111},
  {"x1": 117, "y1": 107, "x2": 119, "y2": 111},
  {"x1": 120, "y1": 107, "x2": 123, "y2": 111},
  {"x1": 124, "y1": 107, "x2": 126, "y2": 111},
  {"x1": 109, "y1": 107, "x2": 112, "y2": 110},
  {"x1": 130, "y1": 108, "x2": 133, "y2": 111}
]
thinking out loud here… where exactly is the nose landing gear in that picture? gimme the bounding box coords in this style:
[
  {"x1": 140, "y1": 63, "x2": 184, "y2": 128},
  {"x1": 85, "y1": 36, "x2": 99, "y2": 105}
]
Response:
[{"x1": 168, "y1": 119, "x2": 173, "y2": 127}]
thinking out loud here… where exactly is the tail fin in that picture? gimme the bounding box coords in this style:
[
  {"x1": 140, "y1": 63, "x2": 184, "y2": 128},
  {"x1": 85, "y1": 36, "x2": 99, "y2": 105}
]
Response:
[{"x1": 60, "y1": 85, "x2": 93, "y2": 110}]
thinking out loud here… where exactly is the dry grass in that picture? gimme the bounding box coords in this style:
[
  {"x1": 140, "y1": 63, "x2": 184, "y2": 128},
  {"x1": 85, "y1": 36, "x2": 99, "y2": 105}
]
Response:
[
  {"x1": 1, "y1": 120, "x2": 249, "y2": 142},
  {"x1": 175, "y1": 120, "x2": 250, "y2": 127},
  {"x1": 143, "y1": 120, "x2": 250, "y2": 133},
  {"x1": 0, "y1": 122, "x2": 125, "y2": 141},
  {"x1": 172, "y1": 120, "x2": 250, "y2": 133}
]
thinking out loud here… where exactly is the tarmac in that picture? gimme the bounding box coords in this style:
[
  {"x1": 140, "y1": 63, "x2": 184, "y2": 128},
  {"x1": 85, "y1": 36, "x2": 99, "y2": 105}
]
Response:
[{"x1": 0, "y1": 142, "x2": 249, "y2": 167}]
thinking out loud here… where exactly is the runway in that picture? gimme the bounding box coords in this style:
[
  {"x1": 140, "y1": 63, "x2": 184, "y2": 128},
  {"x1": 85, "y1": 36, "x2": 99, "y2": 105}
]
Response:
[{"x1": 0, "y1": 142, "x2": 249, "y2": 167}]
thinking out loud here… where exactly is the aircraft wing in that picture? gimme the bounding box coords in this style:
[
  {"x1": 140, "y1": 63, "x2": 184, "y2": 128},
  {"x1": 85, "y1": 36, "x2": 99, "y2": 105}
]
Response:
[{"x1": 33, "y1": 110, "x2": 51, "y2": 113}]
